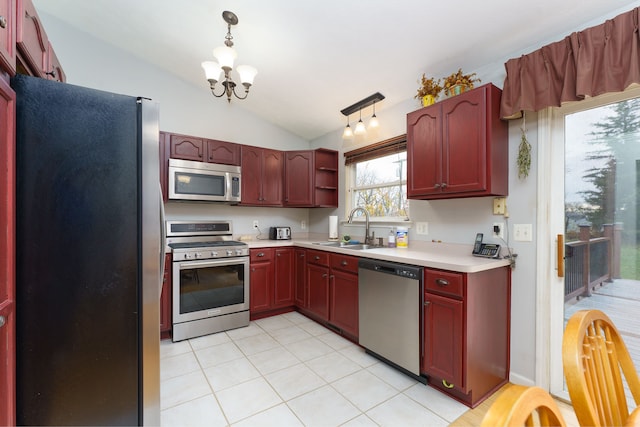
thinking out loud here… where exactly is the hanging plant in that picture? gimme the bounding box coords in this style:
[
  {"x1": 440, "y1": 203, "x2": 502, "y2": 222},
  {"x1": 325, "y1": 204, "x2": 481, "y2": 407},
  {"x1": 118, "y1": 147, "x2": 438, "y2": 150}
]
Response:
[{"x1": 517, "y1": 113, "x2": 531, "y2": 179}]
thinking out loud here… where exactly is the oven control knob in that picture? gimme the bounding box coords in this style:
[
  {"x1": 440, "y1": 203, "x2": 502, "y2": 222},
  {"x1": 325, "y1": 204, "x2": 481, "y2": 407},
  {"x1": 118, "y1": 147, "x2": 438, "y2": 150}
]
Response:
[
  {"x1": 211, "y1": 251, "x2": 218, "y2": 258},
  {"x1": 185, "y1": 253, "x2": 194, "y2": 260},
  {"x1": 195, "y1": 252, "x2": 203, "y2": 259},
  {"x1": 226, "y1": 250, "x2": 233, "y2": 256},
  {"x1": 235, "y1": 249, "x2": 243, "y2": 256}
]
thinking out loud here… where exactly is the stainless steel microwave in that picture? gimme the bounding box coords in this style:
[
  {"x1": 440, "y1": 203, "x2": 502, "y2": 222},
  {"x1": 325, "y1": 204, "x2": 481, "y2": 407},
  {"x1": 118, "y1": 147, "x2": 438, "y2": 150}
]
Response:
[{"x1": 168, "y1": 158, "x2": 241, "y2": 202}]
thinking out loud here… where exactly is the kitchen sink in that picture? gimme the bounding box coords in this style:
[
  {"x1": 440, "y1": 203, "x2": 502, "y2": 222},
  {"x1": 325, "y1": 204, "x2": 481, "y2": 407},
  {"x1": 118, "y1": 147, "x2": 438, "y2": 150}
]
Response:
[{"x1": 311, "y1": 242, "x2": 382, "y2": 250}]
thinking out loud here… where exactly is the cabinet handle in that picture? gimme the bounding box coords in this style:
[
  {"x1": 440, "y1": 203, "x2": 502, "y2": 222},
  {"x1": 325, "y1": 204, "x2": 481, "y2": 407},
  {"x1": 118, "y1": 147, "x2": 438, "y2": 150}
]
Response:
[
  {"x1": 314, "y1": 256, "x2": 320, "y2": 260},
  {"x1": 442, "y1": 380, "x2": 454, "y2": 389},
  {"x1": 435, "y1": 278, "x2": 449, "y2": 286},
  {"x1": 277, "y1": 253, "x2": 281, "y2": 257},
  {"x1": 441, "y1": 183, "x2": 447, "y2": 188},
  {"x1": 300, "y1": 253, "x2": 305, "y2": 258},
  {"x1": 257, "y1": 252, "x2": 265, "y2": 257},
  {"x1": 0, "y1": 315, "x2": 5, "y2": 328},
  {"x1": 0, "y1": 16, "x2": 7, "y2": 29},
  {"x1": 434, "y1": 183, "x2": 441, "y2": 188},
  {"x1": 341, "y1": 260, "x2": 348, "y2": 266},
  {"x1": 322, "y1": 273, "x2": 328, "y2": 278},
  {"x1": 424, "y1": 301, "x2": 430, "y2": 306}
]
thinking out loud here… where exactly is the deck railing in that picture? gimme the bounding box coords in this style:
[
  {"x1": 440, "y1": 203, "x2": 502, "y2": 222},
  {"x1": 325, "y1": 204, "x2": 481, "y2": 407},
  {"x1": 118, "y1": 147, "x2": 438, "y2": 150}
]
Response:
[{"x1": 564, "y1": 223, "x2": 621, "y2": 302}]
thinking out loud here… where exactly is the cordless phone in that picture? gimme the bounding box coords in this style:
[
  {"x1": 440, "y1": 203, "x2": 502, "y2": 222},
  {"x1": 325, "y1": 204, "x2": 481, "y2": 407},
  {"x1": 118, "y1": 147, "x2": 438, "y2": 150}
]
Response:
[{"x1": 472, "y1": 232, "x2": 501, "y2": 258}]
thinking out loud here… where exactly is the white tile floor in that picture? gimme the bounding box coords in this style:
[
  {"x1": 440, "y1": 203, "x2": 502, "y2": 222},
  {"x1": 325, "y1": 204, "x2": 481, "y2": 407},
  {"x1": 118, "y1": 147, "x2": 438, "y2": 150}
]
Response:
[{"x1": 160, "y1": 311, "x2": 469, "y2": 427}]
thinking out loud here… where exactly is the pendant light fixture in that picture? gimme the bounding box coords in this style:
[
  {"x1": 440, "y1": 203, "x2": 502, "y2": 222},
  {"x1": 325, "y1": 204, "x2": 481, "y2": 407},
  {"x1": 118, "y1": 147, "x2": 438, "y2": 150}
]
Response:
[
  {"x1": 354, "y1": 109, "x2": 366, "y2": 135},
  {"x1": 201, "y1": 11, "x2": 257, "y2": 103},
  {"x1": 342, "y1": 115, "x2": 353, "y2": 139},
  {"x1": 369, "y1": 101, "x2": 379, "y2": 128},
  {"x1": 340, "y1": 92, "x2": 385, "y2": 139}
]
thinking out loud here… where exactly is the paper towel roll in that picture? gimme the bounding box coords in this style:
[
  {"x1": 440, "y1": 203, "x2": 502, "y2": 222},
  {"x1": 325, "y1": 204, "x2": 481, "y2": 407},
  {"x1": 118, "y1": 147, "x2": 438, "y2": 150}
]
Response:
[{"x1": 329, "y1": 216, "x2": 338, "y2": 239}]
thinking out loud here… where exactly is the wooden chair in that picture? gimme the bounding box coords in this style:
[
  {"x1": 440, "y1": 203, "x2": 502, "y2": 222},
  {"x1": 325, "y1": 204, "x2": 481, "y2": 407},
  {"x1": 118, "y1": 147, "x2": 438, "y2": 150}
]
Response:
[
  {"x1": 563, "y1": 309, "x2": 640, "y2": 427},
  {"x1": 480, "y1": 384, "x2": 567, "y2": 426}
]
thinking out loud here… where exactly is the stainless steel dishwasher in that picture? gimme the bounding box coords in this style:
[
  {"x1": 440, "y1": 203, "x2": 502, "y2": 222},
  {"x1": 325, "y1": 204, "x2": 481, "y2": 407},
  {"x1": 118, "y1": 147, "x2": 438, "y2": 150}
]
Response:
[{"x1": 358, "y1": 258, "x2": 424, "y2": 378}]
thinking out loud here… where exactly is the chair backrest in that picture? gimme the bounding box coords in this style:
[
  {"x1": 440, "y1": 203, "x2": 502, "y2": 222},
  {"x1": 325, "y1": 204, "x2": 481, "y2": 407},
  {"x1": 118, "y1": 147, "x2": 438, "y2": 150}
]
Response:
[
  {"x1": 563, "y1": 309, "x2": 640, "y2": 427},
  {"x1": 480, "y1": 384, "x2": 567, "y2": 426}
]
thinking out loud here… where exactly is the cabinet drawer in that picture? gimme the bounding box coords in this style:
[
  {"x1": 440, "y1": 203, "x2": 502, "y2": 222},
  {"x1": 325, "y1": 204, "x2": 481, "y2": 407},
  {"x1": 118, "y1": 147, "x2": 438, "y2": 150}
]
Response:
[
  {"x1": 425, "y1": 269, "x2": 464, "y2": 298},
  {"x1": 306, "y1": 249, "x2": 329, "y2": 266},
  {"x1": 250, "y1": 248, "x2": 274, "y2": 262},
  {"x1": 330, "y1": 253, "x2": 358, "y2": 274}
]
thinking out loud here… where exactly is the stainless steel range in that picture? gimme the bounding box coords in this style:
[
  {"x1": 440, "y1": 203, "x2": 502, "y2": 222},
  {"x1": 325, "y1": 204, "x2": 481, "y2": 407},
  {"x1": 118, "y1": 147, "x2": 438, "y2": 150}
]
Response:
[{"x1": 166, "y1": 220, "x2": 250, "y2": 341}]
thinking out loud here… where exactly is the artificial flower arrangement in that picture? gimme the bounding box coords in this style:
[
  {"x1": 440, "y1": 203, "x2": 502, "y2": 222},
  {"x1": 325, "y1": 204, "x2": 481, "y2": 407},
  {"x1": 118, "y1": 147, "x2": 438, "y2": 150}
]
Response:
[
  {"x1": 443, "y1": 68, "x2": 481, "y2": 96},
  {"x1": 415, "y1": 73, "x2": 443, "y2": 100}
]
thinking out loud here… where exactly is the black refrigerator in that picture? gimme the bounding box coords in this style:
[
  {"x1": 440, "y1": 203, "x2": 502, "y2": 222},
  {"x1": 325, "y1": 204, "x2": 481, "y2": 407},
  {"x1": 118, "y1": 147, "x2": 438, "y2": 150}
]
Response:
[{"x1": 11, "y1": 74, "x2": 162, "y2": 426}]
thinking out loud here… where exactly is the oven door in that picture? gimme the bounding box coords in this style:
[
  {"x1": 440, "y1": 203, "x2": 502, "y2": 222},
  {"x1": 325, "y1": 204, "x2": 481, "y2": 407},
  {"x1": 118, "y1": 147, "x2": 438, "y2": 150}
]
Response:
[{"x1": 172, "y1": 257, "x2": 250, "y2": 325}]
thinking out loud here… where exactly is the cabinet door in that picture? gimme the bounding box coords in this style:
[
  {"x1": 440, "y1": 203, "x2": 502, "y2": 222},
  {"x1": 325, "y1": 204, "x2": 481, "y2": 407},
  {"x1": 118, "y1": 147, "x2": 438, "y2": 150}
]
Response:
[
  {"x1": 423, "y1": 292, "x2": 464, "y2": 388},
  {"x1": 329, "y1": 270, "x2": 358, "y2": 337},
  {"x1": 250, "y1": 261, "x2": 273, "y2": 313},
  {"x1": 261, "y1": 148, "x2": 283, "y2": 206},
  {"x1": 306, "y1": 263, "x2": 329, "y2": 320},
  {"x1": 160, "y1": 254, "x2": 172, "y2": 334},
  {"x1": 206, "y1": 139, "x2": 240, "y2": 165},
  {"x1": 274, "y1": 248, "x2": 294, "y2": 307},
  {"x1": 240, "y1": 146, "x2": 262, "y2": 205},
  {"x1": 441, "y1": 88, "x2": 486, "y2": 194},
  {"x1": 46, "y1": 42, "x2": 65, "y2": 82},
  {"x1": 0, "y1": 0, "x2": 16, "y2": 74},
  {"x1": 16, "y1": 0, "x2": 47, "y2": 77},
  {"x1": 284, "y1": 151, "x2": 313, "y2": 207},
  {"x1": 169, "y1": 134, "x2": 205, "y2": 161},
  {"x1": 294, "y1": 249, "x2": 306, "y2": 307},
  {"x1": 0, "y1": 73, "x2": 15, "y2": 427},
  {"x1": 407, "y1": 105, "x2": 442, "y2": 197}
]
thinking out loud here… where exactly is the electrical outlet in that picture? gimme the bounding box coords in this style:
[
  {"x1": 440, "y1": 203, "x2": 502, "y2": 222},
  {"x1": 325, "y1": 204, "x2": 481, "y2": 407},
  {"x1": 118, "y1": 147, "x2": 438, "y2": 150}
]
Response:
[
  {"x1": 301, "y1": 220, "x2": 306, "y2": 230},
  {"x1": 514, "y1": 224, "x2": 533, "y2": 241},
  {"x1": 253, "y1": 220, "x2": 259, "y2": 229},
  {"x1": 416, "y1": 222, "x2": 429, "y2": 235},
  {"x1": 493, "y1": 222, "x2": 504, "y2": 239}
]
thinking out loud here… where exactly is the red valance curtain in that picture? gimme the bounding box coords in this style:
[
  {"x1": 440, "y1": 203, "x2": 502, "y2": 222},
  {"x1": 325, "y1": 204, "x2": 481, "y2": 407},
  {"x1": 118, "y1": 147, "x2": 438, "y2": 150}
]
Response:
[{"x1": 501, "y1": 7, "x2": 640, "y2": 119}]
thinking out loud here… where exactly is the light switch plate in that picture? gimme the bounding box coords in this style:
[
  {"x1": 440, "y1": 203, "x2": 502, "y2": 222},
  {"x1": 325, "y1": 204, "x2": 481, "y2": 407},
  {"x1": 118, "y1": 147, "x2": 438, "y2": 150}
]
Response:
[
  {"x1": 416, "y1": 222, "x2": 428, "y2": 235},
  {"x1": 514, "y1": 224, "x2": 533, "y2": 241}
]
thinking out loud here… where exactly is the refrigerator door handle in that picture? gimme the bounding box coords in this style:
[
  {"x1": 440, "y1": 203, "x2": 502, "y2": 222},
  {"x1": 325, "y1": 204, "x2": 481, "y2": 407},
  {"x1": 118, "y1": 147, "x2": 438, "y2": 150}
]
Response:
[{"x1": 159, "y1": 183, "x2": 166, "y2": 295}]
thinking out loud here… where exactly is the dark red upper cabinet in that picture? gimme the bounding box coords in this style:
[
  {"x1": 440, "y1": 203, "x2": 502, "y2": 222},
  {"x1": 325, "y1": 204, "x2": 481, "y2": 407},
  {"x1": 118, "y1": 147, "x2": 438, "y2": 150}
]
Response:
[{"x1": 407, "y1": 83, "x2": 508, "y2": 200}]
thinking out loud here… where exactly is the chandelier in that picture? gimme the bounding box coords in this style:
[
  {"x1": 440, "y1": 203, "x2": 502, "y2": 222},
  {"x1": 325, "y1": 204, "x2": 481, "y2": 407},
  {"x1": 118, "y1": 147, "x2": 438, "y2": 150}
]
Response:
[{"x1": 201, "y1": 11, "x2": 257, "y2": 102}]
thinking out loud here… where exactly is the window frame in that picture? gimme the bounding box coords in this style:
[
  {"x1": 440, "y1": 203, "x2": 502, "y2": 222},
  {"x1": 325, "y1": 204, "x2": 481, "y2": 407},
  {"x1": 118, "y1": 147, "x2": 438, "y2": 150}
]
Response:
[{"x1": 344, "y1": 135, "x2": 410, "y2": 223}]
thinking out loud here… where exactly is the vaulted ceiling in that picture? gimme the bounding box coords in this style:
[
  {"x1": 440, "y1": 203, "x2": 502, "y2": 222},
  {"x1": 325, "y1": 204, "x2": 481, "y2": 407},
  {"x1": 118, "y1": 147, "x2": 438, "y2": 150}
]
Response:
[{"x1": 34, "y1": 0, "x2": 640, "y2": 140}]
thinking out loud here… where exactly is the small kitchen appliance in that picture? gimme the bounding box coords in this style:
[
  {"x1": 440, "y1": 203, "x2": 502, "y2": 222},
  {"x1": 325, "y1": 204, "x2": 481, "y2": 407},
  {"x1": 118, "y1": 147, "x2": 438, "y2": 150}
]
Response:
[{"x1": 269, "y1": 226, "x2": 291, "y2": 240}]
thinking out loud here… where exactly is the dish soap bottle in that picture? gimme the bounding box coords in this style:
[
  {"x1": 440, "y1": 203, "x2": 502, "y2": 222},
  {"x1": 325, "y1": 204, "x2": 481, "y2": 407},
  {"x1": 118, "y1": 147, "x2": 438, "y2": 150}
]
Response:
[{"x1": 388, "y1": 227, "x2": 396, "y2": 248}]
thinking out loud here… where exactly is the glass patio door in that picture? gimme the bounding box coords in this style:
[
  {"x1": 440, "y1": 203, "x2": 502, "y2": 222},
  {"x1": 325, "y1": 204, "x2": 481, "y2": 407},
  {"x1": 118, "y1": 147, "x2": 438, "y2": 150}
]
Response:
[{"x1": 548, "y1": 88, "x2": 640, "y2": 399}]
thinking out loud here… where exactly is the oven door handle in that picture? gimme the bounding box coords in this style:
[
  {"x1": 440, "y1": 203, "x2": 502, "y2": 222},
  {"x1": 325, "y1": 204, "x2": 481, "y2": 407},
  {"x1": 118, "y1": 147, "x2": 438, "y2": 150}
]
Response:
[{"x1": 176, "y1": 258, "x2": 248, "y2": 269}]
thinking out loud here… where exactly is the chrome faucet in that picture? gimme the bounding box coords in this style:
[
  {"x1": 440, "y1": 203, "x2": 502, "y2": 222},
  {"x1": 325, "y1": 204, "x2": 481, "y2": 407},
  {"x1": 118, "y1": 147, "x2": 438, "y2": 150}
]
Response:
[{"x1": 347, "y1": 207, "x2": 374, "y2": 245}]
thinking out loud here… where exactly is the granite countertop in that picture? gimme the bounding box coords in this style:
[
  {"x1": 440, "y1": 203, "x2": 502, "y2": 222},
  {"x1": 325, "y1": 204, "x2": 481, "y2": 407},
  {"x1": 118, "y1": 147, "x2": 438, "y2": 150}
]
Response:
[{"x1": 244, "y1": 238, "x2": 512, "y2": 273}]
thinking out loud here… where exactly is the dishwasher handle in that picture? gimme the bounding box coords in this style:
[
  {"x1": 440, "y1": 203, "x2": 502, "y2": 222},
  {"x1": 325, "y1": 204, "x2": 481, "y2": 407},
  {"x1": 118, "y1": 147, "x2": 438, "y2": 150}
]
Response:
[{"x1": 358, "y1": 258, "x2": 422, "y2": 280}]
